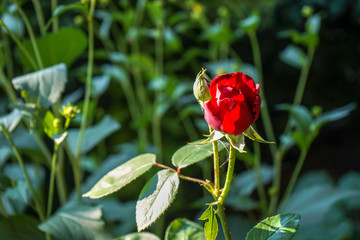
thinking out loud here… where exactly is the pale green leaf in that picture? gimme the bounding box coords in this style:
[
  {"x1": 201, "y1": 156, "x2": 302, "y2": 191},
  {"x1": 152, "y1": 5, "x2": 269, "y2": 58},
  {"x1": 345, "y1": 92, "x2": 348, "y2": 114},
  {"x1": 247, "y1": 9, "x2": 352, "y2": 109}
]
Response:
[
  {"x1": 0, "y1": 109, "x2": 22, "y2": 133},
  {"x1": 243, "y1": 126, "x2": 274, "y2": 144},
  {"x1": 165, "y1": 218, "x2": 205, "y2": 240},
  {"x1": 245, "y1": 213, "x2": 301, "y2": 240},
  {"x1": 239, "y1": 11, "x2": 260, "y2": 32},
  {"x1": 172, "y1": 142, "x2": 218, "y2": 169},
  {"x1": 136, "y1": 169, "x2": 179, "y2": 231},
  {"x1": 315, "y1": 102, "x2": 356, "y2": 128},
  {"x1": 83, "y1": 153, "x2": 156, "y2": 199},
  {"x1": 43, "y1": 111, "x2": 58, "y2": 139},
  {"x1": 67, "y1": 115, "x2": 120, "y2": 155},
  {"x1": 279, "y1": 45, "x2": 305, "y2": 69},
  {"x1": 203, "y1": 130, "x2": 225, "y2": 143},
  {"x1": 12, "y1": 63, "x2": 67, "y2": 109},
  {"x1": 199, "y1": 206, "x2": 218, "y2": 240},
  {"x1": 38, "y1": 201, "x2": 110, "y2": 240},
  {"x1": 115, "y1": 232, "x2": 160, "y2": 240},
  {"x1": 19, "y1": 28, "x2": 87, "y2": 70}
]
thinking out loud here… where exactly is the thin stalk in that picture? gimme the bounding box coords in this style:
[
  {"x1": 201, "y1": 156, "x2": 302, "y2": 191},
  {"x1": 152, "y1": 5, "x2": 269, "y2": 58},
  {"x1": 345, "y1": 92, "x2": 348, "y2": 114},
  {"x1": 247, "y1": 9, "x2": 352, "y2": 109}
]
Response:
[
  {"x1": 217, "y1": 203, "x2": 232, "y2": 240},
  {"x1": 253, "y1": 142, "x2": 268, "y2": 214},
  {"x1": 0, "y1": 20, "x2": 38, "y2": 70},
  {"x1": 280, "y1": 149, "x2": 307, "y2": 210},
  {"x1": 2, "y1": 32, "x2": 14, "y2": 79},
  {"x1": 51, "y1": 0, "x2": 59, "y2": 32},
  {"x1": 218, "y1": 145, "x2": 236, "y2": 204},
  {"x1": 0, "y1": 123, "x2": 45, "y2": 221},
  {"x1": 152, "y1": 0, "x2": 164, "y2": 161},
  {"x1": 283, "y1": 46, "x2": 316, "y2": 135},
  {"x1": 213, "y1": 141, "x2": 220, "y2": 196},
  {"x1": 31, "y1": 0, "x2": 46, "y2": 36},
  {"x1": 55, "y1": 146, "x2": 67, "y2": 205},
  {"x1": 47, "y1": 143, "x2": 59, "y2": 217},
  {"x1": 0, "y1": 192, "x2": 8, "y2": 217},
  {"x1": 248, "y1": 30, "x2": 277, "y2": 159},
  {"x1": 74, "y1": 0, "x2": 96, "y2": 200},
  {"x1": 14, "y1": 0, "x2": 44, "y2": 69},
  {"x1": 269, "y1": 45, "x2": 316, "y2": 215},
  {"x1": 0, "y1": 67, "x2": 17, "y2": 104}
]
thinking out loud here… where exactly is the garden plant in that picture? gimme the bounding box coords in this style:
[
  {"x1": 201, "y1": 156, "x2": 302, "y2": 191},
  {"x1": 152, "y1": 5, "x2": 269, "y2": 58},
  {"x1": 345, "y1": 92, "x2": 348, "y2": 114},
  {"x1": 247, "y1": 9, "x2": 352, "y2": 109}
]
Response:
[{"x1": 0, "y1": 0, "x2": 359, "y2": 240}]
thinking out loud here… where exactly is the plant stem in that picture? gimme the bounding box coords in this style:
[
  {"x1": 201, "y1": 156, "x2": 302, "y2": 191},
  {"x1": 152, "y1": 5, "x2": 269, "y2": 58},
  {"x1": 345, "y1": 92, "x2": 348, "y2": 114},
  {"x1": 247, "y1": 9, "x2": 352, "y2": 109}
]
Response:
[
  {"x1": 14, "y1": 0, "x2": 44, "y2": 69},
  {"x1": 217, "y1": 203, "x2": 232, "y2": 240},
  {"x1": 0, "y1": 20, "x2": 38, "y2": 70},
  {"x1": 2, "y1": 31, "x2": 14, "y2": 79},
  {"x1": 0, "y1": 192, "x2": 8, "y2": 217},
  {"x1": 0, "y1": 123, "x2": 45, "y2": 221},
  {"x1": 218, "y1": 145, "x2": 236, "y2": 204},
  {"x1": 280, "y1": 149, "x2": 307, "y2": 210},
  {"x1": 253, "y1": 142, "x2": 268, "y2": 214},
  {"x1": 46, "y1": 143, "x2": 59, "y2": 217},
  {"x1": 248, "y1": 30, "x2": 277, "y2": 159},
  {"x1": 0, "y1": 67, "x2": 17, "y2": 104},
  {"x1": 74, "y1": 0, "x2": 96, "y2": 200},
  {"x1": 269, "y1": 45, "x2": 316, "y2": 215},
  {"x1": 51, "y1": 0, "x2": 59, "y2": 32},
  {"x1": 55, "y1": 146, "x2": 67, "y2": 205},
  {"x1": 31, "y1": 0, "x2": 46, "y2": 36},
  {"x1": 213, "y1": 141, "x2": 220, "y2": 196}
]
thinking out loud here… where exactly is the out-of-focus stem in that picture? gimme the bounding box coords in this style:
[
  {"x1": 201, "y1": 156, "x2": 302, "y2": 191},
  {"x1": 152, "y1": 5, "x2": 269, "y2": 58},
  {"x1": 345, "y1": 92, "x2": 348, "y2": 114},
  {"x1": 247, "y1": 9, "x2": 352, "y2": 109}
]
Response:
[
  {"x1": 31, "y1": 0, "x2": 46, "y2": 36},
  {"x1": 47, "y1": 143, "x2": 59, "y2": 217},
  {"x1": 74, "y1": 0, "x2": 96, "y2": 200}
]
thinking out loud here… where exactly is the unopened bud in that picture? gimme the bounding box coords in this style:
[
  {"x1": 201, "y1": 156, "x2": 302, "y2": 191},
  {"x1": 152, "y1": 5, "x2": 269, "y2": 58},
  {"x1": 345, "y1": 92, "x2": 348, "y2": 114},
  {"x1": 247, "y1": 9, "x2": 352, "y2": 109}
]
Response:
[
  {"x1": 60, "y1": 104, "x2": 80, "y2": 119},
  {"x1": 53, "y1": 118, "x2": 61, "y2": 128},
  {"x1": 301, "y1": 5, "x2": 314, "y2": 18},
  {"x1": 193, "y1": 68, "x2": 212, "y2": 105}
]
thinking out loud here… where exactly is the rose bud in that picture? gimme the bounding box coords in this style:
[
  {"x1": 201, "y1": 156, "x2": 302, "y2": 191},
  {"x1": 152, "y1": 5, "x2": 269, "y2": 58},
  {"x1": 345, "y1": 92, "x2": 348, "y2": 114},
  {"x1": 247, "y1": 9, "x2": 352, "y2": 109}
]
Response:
[
  {"x1": 193, "y1": 68, "x2": 212, "y2": 107},
  {"x1": 204, "y1": 72, "x2": 261, "y2": 136}
]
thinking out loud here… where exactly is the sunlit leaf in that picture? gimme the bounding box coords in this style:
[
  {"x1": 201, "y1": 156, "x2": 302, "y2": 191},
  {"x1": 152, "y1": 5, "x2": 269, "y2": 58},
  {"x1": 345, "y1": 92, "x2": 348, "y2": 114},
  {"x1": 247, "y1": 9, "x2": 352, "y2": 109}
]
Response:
[
  {"x1": 115, "y1": 232, "x2": 160, "y2": 240},
  {"x1": 239, "y1": 11, "x2": 260, "y2": 33},
  {"x1": 12, "y1": 63, "x2": 67, "y2": 109},
  {"x1": 92, "y1": 75, "x2": 110, "y2": 96},
  {"x1": 172, "y1": 142, "x2": 216, "y2": 169},
  {"x1": 38, "y1": 201, "x2": 110, "y2": 240},
  {"x1": 1, "y1": 13, "x2": 24, "y2": 37},
  {"x1": 67, "y1": 115, "x2": 121, "y2": 155},
  {"x1": 165, "y1": 218, "x2": 205, "y2": 240},
  {"x1": 245, "y1": 213, "x2": 301, "y2": 240},
  {"x1": 315, "y1": 102, "x2": 356, "y2": 128},
  {"x1": 199, "y1": 205, "x2": 218, "y2": 240},
  {"x1": 136, "y1": 169, "x2": 179, "y2": 231},
  {"x1": 83, "y1": 153, "x2": 156, "y2": 199}
]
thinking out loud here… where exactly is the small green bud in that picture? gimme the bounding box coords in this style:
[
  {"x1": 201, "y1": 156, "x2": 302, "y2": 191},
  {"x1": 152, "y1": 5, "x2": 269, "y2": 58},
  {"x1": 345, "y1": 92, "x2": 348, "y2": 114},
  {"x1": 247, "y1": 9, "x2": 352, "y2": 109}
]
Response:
[
  {"x1": 53, "y1": 118, "x2": 61, "y2": 129},
  {"x1": 301, "y1": 5, "x2": 314, "y2": 18},
  {"x1": 311, "y1": 105, "x2": 323, "y2": 117},
  {"x1": 21, "y1": 89, "x2": 28, "y2": 99},
  {"x1": 74, "y1": 15, "x2": 85, "y2": 26},
  {"x1": 193, "y1": 68, "x2": 212, "y2": 106}
]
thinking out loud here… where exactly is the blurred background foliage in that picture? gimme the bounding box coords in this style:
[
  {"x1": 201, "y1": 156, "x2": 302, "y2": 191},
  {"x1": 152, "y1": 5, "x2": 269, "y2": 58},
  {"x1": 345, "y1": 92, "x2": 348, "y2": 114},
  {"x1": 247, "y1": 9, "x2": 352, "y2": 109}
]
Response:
[{"x1": 0, "y1": 0, "x2": 359, "y2": 239}]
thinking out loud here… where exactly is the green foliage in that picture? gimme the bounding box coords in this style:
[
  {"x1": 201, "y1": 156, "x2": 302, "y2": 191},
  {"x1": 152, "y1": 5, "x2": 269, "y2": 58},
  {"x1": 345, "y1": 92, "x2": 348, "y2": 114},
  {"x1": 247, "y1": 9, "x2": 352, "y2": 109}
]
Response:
[
  {"x1": 136, "y1": 169, "x2": 180, "y2": 231},
  {"x1": 165, "y1": 218, "x2": 205, "y2": 240},
  {"x1": 67, "y1": 115, "x2": 120, "y2": 155},
  {"x1": 0, "y1": 109, "x2": 22, "y2": 133},
  {"x1": 245, "y1": 213, "x2": 301, "y2": 240},
  {"x1": 279, "y1": 45, "x2": 305, "y2": 69},
  {"x1": 115, "y1": 232, "x2": 160, "y2": 240},
  {"x1": 83, "y1": 153, "x2": 156, "y2": 199},
  {"x1": 243, "y1": 126, "x2": 275, "y2": 144},
  {"x1": 0, "y1": 215, "x2": 45, "y2": 240},
  {"x1": 12, "y1": 63, "x2": 67, "y2": 109},
  {"x1": 199, "y1": 205, "x2": 218, "y2": 240},
  {"x1": 171, "y1": 142, "x2": 218, "y2": 169},
  {"x1": 19, "y1": 28, "x2": 87, "y2": 70},
  {"x1": 38, "y1": 201, "x2": 110, "y2": 240}
]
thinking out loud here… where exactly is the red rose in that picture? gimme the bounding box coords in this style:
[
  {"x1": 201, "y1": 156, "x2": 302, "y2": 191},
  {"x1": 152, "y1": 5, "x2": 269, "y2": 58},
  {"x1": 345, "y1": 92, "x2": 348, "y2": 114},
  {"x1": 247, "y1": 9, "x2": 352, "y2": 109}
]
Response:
[{"x1": 204, "y1": 72, "x2": 261, "y2": 136}]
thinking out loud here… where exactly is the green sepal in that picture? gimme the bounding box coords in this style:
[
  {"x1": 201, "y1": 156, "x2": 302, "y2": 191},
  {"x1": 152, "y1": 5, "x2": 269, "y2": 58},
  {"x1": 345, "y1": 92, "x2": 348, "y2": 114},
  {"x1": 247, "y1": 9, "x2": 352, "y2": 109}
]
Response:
[
  {"x1": 189, "y1": 130, "x2": 225, "y2": 145},
  {"x1": 243, "y1": 126, "x2": 275, "y2": 144},
  {"x1": 226, "y1": 134, "x2": 246, "y2": 153}
]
